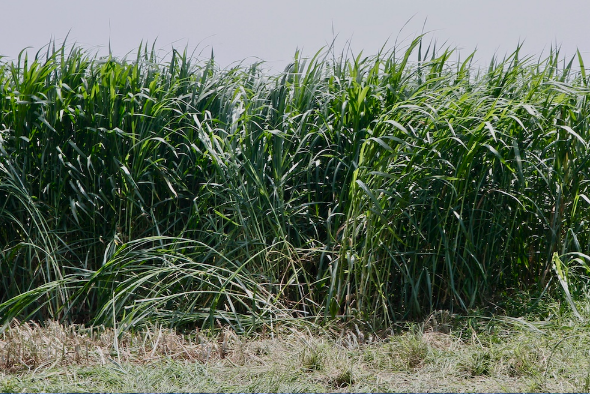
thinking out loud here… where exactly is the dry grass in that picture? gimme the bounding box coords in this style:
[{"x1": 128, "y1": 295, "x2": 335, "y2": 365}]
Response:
[
  {"x1": 0, "y1": 319, "x2": 225, "y2": 372},
  {"x1": 2, "y1": 313, "x2": 590, "y2": 392}
]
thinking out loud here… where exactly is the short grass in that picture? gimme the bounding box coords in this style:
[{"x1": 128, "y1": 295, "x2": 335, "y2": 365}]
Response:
[{"x1": 3, "y1": 308, "x2": 590, "y2": 393}]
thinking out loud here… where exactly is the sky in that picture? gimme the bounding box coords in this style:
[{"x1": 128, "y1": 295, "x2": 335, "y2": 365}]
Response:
[{"x1": 1, "y1": 0, "x2": 589, "y2": 71}]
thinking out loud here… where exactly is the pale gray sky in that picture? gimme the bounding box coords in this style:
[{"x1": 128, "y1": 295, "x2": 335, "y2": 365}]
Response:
[{"x1": 1, "y1": 0, "x2": 588, "y2": 70}]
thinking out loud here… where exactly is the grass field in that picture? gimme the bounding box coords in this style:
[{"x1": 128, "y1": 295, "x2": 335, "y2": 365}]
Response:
[
  {"x1": 1, "y1": 37, "x2": 590, "y2": 334},
  {"x1": 2, "y1": 304, "x2": 590, "y2": 392}
]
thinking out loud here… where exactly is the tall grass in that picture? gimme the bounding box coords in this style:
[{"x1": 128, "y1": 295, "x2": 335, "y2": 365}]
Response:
[{"x1": 1, "y1": 39, "x2": 590, "y2": 331}]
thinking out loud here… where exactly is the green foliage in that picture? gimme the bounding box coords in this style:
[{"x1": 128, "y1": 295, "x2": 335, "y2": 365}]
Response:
[{"x1": 1, "y1": 39, "x2": 590, "y2": 330}]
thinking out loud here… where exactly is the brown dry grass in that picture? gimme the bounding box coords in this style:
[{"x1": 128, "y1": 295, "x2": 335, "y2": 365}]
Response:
[
  {"x1": 0, "y1": 319, "x2": 378, "y2": 374},
  {"x1": 2, "y1": 314, "x2": 590, "y2": 392},
  {"x1": 0, "y1": 319, "x2": 226, "y2": 372}
]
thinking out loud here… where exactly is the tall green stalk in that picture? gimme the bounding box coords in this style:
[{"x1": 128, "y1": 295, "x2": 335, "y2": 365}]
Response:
[{"x1": 1, "y1": 39, "x2": 590, "y2": 331}]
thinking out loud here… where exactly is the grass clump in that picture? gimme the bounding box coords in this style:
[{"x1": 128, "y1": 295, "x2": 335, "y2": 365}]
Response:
[
  {"x1": 460, "y1": 348, "x2": 494, "y2": 377},
  {"x1": 301, "y1": 346, "x2": 326, "y2": 372},
  {"x1": 398, "y1": 333, "x2": 431, "y2": 370}
]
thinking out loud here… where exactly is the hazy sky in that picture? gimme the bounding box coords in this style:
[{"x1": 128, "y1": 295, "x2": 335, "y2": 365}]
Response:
[{"x1": 1, "y1": 1, "x2": 588, "y2": 70}]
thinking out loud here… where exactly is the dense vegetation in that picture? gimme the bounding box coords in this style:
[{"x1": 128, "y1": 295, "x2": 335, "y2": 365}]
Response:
[{"x1": 1, "y1": 38, "x2": 590, "y2": 332}]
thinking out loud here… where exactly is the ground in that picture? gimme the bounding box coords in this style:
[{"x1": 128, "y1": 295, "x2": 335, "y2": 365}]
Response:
[{"x1": 1, "y1": 311, "x2": 590, "y2": 392}]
